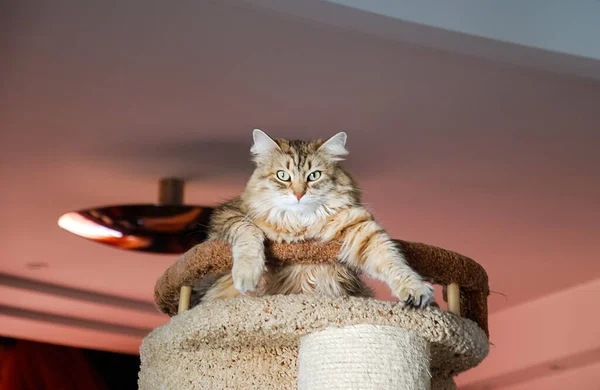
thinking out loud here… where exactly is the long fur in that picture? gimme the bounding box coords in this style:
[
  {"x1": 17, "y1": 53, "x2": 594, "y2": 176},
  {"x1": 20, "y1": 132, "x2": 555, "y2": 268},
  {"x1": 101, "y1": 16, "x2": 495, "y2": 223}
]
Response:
[{"x1": 192, "y1": 130, "x2": 434, "y2": 308}]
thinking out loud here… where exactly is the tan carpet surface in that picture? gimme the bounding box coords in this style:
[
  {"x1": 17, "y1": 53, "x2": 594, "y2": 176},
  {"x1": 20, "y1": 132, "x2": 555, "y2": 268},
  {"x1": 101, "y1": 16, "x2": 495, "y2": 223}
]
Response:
[{"x1": 139, "y1": 294, "x2": 489, "y2": 389}]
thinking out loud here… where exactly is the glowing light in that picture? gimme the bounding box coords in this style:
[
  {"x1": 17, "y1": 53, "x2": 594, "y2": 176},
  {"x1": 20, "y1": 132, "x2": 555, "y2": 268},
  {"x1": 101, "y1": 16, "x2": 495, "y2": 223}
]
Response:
[{"x1": 58, "y1": 212, "x2": 123, "y2": 239}]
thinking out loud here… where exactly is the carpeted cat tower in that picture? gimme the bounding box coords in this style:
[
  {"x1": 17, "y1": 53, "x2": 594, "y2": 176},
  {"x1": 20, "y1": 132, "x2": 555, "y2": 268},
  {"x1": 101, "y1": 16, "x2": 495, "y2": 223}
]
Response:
[{"x1": 138, "y1": 239, "x2": 490, "y2": 390}]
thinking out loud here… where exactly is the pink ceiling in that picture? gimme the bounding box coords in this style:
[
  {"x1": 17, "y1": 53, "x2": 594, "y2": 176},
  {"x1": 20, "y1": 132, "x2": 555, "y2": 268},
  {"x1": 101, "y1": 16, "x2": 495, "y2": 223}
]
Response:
[{"x1": 1, "y1": 0, "x2": 599, "y2": 387}]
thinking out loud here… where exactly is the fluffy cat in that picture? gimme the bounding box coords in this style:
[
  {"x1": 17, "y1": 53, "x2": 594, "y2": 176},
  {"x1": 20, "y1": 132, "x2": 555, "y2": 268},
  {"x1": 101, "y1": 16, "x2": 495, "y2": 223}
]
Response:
[{"x1": 191, "y1": 129, "x2": 434, "y2": 308}]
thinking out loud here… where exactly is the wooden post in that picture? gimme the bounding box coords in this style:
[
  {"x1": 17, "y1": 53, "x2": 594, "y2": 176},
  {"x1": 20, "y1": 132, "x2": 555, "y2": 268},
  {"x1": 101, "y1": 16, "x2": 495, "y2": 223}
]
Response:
[
  {"x1": 447, "y1": 283, "x2": 461, "y2": 315},
  {"x1": 178, "y1": 285, "x2": 192, "y2": 314}
]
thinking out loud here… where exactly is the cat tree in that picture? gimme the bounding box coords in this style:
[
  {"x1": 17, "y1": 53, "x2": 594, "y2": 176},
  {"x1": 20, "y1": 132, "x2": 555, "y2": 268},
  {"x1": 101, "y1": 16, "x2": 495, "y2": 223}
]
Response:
[{"x1": 138, "y1": 240, "x2": 490, "y2": 389}]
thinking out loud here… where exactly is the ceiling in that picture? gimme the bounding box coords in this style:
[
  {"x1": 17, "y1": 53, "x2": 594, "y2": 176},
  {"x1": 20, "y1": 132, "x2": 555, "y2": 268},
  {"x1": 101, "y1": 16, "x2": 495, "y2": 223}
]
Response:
[
  {"x1": 323, "y1": 0, "x2": 600, "y2": 61},
  {"x1": 250, "y1": 0, "x2": 600, "y2": 81},
  {"x1": 1, "y1": 0, "x2": 599, "y2": 388}
]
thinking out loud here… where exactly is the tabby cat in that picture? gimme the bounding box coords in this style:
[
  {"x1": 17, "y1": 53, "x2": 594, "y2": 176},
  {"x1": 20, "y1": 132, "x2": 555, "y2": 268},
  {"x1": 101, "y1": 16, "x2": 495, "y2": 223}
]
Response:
[{"x1": 191, "y1": 129, "x2": 434, "y2": 308}]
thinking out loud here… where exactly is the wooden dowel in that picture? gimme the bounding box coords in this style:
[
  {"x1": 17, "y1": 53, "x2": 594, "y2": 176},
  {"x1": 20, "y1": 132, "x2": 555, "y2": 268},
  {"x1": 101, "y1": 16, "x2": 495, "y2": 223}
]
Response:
[
  {"x1": 447, "y1": 283, "x2": 461, "y2": 315},
  {"x1": 178, "y1": 285, "x2": 192, "y2": 314}
]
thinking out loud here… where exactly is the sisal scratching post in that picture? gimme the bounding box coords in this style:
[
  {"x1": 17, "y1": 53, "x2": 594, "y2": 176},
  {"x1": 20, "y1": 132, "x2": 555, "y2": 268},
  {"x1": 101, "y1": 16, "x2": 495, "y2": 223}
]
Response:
[{"x1": 298, "y1": 325, "x2": 431, "y2": 390}]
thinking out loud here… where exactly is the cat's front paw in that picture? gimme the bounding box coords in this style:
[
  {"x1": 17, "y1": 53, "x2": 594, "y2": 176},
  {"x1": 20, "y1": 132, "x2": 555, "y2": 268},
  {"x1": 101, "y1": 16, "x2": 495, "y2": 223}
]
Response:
[
  {"x1": 393, "y1": 279, "x2": 435, "y2": 309},
  {"x1": 231, "y1": 252, "x2": 265, "y2": 294}
]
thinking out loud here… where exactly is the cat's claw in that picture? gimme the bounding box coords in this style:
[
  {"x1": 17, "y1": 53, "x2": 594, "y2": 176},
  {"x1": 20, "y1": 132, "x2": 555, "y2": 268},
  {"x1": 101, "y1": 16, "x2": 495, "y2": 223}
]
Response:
[
  {"x1": 231, "y1": 254, "x2": 265, "y2": 294},
  {"x1": 394, "y1": 280, "x2": 435, "y2": 309}
]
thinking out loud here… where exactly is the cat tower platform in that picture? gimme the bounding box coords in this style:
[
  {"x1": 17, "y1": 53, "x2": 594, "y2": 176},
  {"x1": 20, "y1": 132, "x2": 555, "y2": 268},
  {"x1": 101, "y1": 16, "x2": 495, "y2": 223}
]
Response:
[{"x1": 139, "y1": 240, "x2": 491, "y2": 390}]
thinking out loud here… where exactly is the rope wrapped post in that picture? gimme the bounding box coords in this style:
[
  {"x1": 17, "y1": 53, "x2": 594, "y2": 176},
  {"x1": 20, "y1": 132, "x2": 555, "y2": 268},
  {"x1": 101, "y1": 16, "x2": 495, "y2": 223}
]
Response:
[{"x1": 298, "y1": 324, "x2": 431, "y2": 390}]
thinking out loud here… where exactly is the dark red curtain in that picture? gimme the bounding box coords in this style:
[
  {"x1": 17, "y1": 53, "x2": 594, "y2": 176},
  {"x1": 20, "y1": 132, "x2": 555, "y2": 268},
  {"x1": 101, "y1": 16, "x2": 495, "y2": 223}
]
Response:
[{"x1": 0, "y1": 338, "x2": 109, "y2": 390}]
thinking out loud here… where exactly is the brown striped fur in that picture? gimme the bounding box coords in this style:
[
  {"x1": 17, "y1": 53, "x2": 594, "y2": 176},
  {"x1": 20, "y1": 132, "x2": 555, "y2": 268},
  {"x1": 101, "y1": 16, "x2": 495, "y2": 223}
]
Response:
[{"x1": 194, "y1": 129, "x2": 434, "y2": 308}]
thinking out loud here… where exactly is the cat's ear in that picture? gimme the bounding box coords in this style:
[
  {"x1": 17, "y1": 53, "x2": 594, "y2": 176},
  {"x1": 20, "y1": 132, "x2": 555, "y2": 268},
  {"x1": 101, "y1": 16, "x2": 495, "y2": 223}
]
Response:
[
  {"x1": 250, "y1": 128, "x2": 280, "y2": 159},
  {"x1": 318, "y1": 131, "x2": 348, "y2": 161}
]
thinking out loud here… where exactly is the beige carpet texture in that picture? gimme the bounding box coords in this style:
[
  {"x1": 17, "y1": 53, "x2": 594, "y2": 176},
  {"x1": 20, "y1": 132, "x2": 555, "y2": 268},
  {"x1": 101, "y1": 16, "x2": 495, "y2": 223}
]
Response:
[
  {"x1": 138, "y1": 294, "x2": 490, "y2": 390},
  {"x1": 140, "y1": 239, "x2": 491, "y2": 389}
]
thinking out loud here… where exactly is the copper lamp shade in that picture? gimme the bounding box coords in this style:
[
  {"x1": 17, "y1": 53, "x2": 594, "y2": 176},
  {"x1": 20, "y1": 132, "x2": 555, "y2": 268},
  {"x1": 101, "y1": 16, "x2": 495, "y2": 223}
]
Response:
[{"x1": 58, "y1": 178, "x2": 214, "y2": 254}]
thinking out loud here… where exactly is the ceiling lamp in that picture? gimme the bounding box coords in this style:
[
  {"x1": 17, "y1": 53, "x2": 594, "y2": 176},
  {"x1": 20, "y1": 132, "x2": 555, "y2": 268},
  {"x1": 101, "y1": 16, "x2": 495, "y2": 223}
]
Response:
[{"x1": 58, "y1": 178, "x2": 214, "y2": 254}]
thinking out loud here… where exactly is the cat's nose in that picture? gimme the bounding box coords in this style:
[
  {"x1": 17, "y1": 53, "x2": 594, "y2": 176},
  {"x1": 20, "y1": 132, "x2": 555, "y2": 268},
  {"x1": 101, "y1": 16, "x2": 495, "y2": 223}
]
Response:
[{"x1": 294, "y1": 192, "x2": 305, "y2": 201}]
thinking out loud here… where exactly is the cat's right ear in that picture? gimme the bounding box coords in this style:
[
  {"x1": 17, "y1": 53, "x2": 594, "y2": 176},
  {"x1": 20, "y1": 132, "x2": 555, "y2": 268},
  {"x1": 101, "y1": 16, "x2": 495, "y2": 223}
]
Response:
[
  {"x1": 250, "y1": 128, "x2": 280, "y2": 160},
  {"x1": 318, "y1": 131, "x2": 349, "y2": 161}
]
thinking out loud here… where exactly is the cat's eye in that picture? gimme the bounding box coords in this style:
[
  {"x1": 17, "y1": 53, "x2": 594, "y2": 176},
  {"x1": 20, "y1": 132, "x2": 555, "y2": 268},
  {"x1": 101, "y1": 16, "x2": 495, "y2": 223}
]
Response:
[
  {"x1": 276, "y1": 170, "x2": 291, "y2": 181},
  {"x1": 307, "y1": 171, "x2": 322, "y2": 182}
]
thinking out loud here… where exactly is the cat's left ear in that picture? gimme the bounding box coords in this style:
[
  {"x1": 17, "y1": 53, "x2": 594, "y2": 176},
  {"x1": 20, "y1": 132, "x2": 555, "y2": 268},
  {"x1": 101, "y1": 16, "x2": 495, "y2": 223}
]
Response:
[
  {"x1": 250, "y1": 128, "x2": 280, "y2": 160},
  {"x1": 318, "y1": 131, "x2": 348, "y2": 161}
]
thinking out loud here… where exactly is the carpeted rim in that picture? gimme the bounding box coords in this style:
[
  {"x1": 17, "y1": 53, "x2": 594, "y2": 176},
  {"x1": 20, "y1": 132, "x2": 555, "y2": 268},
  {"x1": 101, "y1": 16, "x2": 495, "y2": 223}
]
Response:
[{"x1": 154, "y1": 239, "x2": 490, "y2": 336}]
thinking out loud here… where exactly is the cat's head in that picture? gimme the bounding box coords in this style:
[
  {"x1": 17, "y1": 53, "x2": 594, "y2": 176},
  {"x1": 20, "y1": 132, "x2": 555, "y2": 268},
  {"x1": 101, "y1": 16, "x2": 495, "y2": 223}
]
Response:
[{"x1": 244, "y1": 129, "x2": 360, "y2": 216}]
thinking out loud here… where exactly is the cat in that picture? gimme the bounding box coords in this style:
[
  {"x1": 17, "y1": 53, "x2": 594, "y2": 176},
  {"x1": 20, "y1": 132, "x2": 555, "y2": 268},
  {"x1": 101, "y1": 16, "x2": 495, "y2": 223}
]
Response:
[{"x1": 191, "y1": 129, "x2": 434, "y2": 308}]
